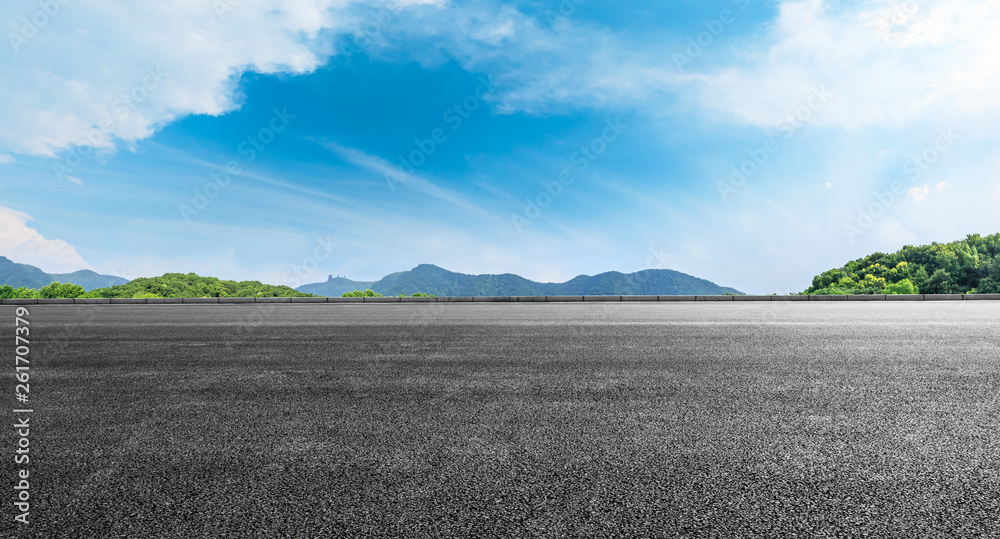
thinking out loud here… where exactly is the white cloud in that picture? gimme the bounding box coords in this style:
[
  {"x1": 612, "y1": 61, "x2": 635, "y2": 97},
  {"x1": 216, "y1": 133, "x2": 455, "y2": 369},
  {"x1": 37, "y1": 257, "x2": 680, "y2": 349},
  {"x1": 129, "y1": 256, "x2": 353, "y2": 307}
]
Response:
[
  {"x1": 0, "y1": 153, "x2": 13, "y2": 164},
  {"x1": 686, "y1": 0, "x2": 1000, "y2": 129},
  {"x1": 8, "y1": 1, "x2": 355, "y2": 158},
  {"x1": 326, "y1": 0, "x2": 1000, "y2": 131},
  {"x1": 342, "y1": 1, "x2": 681, "y2": 115},
  {"x1": 907, "y1": 184, "x2": 930, "y2": 202},
  {"x1": 0, "y1": 1, "x2": 409, "y2": 157},
  {"x1": 335, "y1": 0, "x2": 1000, "y2": 132},
  {"x1": 5, "y1": 0, "x2": 999, "y2": 161},
  {"x1": 0, "y1": 0, "x2": 466, "y2": 159},
  {"x1": 936, "y1": 181, "x2": 950, "y2": 190},
  {"x1": 0, "y1": 207, "x2": 90, "y2": 272}
]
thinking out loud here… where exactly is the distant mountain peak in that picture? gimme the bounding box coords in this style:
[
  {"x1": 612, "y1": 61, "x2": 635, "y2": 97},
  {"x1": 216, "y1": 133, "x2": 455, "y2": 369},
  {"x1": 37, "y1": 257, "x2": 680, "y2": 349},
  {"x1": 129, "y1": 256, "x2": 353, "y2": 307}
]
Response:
[
  {"x1": 0, "y1": 256, "x2": 129, "y2": 291},
  {"x1": 412, "y1": 263, "x2": 447, "y2": 271}
]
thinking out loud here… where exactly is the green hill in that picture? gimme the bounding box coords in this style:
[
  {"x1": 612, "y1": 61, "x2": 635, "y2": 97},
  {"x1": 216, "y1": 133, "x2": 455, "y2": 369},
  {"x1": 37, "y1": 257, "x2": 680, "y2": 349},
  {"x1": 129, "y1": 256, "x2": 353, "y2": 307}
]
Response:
[
  {"x1": 297, "y1": 275, "x2": 377, "y2": 297},
  {"x1": 50, "y1": 270, "x2": 129, "y2": 291},
  {"x1": 553, "y1": 269, "x2": 742, "y2": 296},
  {"x1": 299, "y1": 264, "x2": 743, "y2": 297},
  {"x1": 84, "y1": 273, "x2": 313, "y2": 299},
  {"x1": 804, "y1": 233, "x2": 1000, "y2": 295},
  {"x1": 0, "y1": 256, "x2": 61, "y2": 289},
  {"x1": 0, "y1": 256, "x2": 128, "y2": 291}
]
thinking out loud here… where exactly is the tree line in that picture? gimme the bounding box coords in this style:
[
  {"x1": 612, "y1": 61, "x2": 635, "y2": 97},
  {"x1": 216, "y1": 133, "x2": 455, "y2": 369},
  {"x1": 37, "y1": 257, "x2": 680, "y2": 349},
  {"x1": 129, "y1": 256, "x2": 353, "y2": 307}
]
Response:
[
  {"x1": 1, "y1": 273, "x2": 312, "y2": 299},
  {"x1": 6, "y1": 236, "x2": 1000, "y2": 299},
  {"x1": 341, "y1": 290, "x2": 436, "y2": 298},
  {"x1": 805, "y1": 233, "x2": 1000, "y2": 295},
  {"x1": 0, "y1": 277, "x2": 440, "y2": 299}
]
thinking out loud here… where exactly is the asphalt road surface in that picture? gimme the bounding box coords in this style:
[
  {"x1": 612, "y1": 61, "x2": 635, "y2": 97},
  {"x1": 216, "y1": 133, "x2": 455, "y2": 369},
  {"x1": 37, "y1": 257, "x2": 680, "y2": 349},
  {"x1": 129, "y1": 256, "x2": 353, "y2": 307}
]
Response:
[{"x1": 3, "y1": 302, "x2": 1000, "y2": 538}]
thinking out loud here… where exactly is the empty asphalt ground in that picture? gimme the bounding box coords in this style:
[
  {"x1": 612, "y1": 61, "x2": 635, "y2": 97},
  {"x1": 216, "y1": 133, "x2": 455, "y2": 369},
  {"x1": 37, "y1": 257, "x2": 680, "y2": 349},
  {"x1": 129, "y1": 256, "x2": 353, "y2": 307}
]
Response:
[{"x1": 3, "y1": 302, "x2": 1000, "y2": 538}]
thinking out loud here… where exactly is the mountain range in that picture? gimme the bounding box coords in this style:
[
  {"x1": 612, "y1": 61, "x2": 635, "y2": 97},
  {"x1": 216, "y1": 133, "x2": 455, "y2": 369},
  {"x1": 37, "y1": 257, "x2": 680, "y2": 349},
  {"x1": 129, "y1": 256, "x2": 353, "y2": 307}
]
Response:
[
  {"x1": 296, "y1": 264, "x2": 743, "y2": 297},
  {"x1": 0, "y1": 257, "x2": 129, "y2": 291},
  {"x1": 0, "y1": 256, "x2": 742, "y2": 296}
]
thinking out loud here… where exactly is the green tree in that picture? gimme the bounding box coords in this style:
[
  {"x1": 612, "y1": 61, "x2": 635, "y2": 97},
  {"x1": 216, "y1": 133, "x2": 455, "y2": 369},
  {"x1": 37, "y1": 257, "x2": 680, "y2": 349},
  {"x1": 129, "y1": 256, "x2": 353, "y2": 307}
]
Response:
[
  {"x1": 0, "y1": 285, "x2": 13, "y2": 299},
  {"x1": 38, "y1": 282, "x2": 61, "y2": 298},
  {"x1": 976, "y1": 278, "x2": 1000, "y2": 293},
  {"x1": 85, "y1": 273, "x2": 313, "y2": 298},
  {"x1": 12, "y1": 287, "x2": 38, "y2": 299},
  {"x1": 863, "y1": 263, "x2": 890, "y2": 281},
  {"x1": 857, "y1": 274, "x2": 887, "y2": 294},
  {"x1": 37, "y1": 282, "x2": 85, "y2": 299},
  {"x1": 887, "y1": 261, "x2": 910, "y2": 283},
  {"x1": 808, "y1": 268, "x2": 850, "y2": 293},
  {"x1": 342, "y1": 289, "x2": 382, "y2": 297},
  {"x1": 805, "y1": 233, "x2": 1000, "y2": 295},
  {"x1": 56, "y1": 283, "x2": 85, "y2": 298},
  {"x1": 910, "y1": 266, "x2": 929, "y2": 293},
  {"x1": 972, "y1": 256, "x2": 1000, "y2": 293},
  {"x1": 882, "y1": 279, "x2": 918, "y2": 295},
  {"x1": 924, "y1": 269, "x2": 957, "y2": 294}
]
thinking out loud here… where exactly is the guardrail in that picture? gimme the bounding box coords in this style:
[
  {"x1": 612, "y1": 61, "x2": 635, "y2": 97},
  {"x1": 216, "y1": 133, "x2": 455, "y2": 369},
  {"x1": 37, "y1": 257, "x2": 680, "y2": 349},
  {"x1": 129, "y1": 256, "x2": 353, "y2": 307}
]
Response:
[{"x1": 1, "y1": 294, "x2": 998, "y2": 305}]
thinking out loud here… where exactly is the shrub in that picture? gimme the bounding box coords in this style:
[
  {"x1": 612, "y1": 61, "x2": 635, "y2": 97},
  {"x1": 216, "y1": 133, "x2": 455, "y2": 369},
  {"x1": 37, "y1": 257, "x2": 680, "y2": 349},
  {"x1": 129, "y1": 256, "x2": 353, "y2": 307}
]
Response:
[
  {"x1": 56, "y1": 283, "x2": 85, "y2": 299},
  {"x1": 881, "y1": 279, "x2": 918, "y2": 295},
  {"x1": 342, "y1": 289, "x2": 382, "y2": 298},
  {"x1": 12, "y1": 287, "x2": 38, "y2": 299}
]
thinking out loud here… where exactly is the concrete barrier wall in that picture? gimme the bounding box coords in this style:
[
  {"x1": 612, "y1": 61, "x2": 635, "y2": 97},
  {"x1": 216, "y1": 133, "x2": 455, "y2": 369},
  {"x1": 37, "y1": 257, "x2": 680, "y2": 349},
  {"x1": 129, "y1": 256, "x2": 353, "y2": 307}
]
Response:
[{"x1": 3, "y1": 294, "x2": 1000, "y2": 305}]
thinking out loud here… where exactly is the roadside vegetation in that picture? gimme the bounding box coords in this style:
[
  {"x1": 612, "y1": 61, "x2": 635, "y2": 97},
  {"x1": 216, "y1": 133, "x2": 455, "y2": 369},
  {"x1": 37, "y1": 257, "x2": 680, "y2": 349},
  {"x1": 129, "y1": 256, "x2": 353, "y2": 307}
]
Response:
[
  {"x1": 1, "y1": 273, "x2": 313, "y2": 299},
  {"x1": 0, "y1": 282, "x2": 86, "y2": 299},
  {"x1": 0, "y1": 280, "x2": 438, "y2": 300},
  {"x1": 5, "y1": 234, "x2": 1000, "y2": 298},
  {"x1": 85, "y1": 273, "x2": 313, "y2": 298},
  {"x1": 804, "y1": 233, "x2": 1000, "y2": 295},
  {"x1": 342, "y1": 289, "x2": 436, "y2": 298}
]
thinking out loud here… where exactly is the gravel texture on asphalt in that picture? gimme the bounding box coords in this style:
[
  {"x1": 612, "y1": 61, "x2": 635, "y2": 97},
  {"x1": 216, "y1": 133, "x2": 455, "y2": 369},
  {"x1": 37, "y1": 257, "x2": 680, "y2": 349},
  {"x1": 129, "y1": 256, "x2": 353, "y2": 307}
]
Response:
[{"x1": 2, "y1": 302, "x2": 1000, "y2": 538}]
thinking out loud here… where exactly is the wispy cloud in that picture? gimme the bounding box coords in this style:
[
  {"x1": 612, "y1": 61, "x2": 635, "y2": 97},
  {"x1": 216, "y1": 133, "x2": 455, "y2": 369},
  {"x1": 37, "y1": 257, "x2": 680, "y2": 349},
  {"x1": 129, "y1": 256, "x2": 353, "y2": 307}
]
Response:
[{"x1": 318, "y1": 141, "x2": 503, "y2": 223}]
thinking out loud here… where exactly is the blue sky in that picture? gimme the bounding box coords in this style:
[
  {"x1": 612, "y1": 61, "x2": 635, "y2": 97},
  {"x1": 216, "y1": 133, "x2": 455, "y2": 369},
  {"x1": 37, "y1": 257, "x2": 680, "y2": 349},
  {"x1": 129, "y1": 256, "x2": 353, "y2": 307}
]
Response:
[{"x1": 1, "y1": 0, "x2": 999, "y2": 293}]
